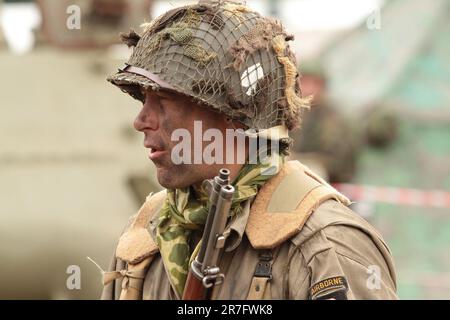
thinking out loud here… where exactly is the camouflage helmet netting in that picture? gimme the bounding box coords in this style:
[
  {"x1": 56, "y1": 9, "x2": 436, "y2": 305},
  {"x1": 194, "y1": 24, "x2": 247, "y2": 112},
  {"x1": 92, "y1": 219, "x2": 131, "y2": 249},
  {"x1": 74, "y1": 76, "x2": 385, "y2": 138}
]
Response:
[{"x1": 107, "y1": 0, "x2": 310, "y2": 131}]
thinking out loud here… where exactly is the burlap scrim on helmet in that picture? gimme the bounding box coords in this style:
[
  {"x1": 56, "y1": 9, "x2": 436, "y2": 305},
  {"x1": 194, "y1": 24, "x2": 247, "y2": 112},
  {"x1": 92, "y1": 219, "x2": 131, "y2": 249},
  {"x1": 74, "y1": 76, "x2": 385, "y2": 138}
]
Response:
[{"x1": 108, "y1": 0, "x2": 310, "y2": 131}]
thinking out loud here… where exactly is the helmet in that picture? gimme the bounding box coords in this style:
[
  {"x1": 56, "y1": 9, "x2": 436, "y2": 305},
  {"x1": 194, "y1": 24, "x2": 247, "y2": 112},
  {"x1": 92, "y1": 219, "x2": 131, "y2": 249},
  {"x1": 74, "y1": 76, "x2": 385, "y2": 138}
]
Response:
[{"x1": 107, "y1": 0, "x2": 310, "y2": 136}]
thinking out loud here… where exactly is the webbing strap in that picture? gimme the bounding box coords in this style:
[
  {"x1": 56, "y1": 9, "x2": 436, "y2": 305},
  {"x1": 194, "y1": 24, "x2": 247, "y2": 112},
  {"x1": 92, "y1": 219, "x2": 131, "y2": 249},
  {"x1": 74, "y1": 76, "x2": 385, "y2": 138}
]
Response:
[{"x1": 246, "y1": 250, "x2": 274, "y2": 300}]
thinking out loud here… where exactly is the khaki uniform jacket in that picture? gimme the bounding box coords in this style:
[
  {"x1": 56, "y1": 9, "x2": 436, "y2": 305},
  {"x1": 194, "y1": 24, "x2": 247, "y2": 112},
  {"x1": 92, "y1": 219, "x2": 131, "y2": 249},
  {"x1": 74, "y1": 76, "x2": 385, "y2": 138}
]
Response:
[{"x1": 101, "y1": 161, "x2": 398, "y2": 300}]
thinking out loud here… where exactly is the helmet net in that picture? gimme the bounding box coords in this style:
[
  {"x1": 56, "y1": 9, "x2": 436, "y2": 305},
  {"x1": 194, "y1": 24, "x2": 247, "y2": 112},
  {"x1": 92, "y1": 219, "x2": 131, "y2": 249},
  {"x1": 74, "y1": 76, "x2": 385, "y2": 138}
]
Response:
[{"x1": 108, "y1": 0, "x2": 310, "y2": 131}]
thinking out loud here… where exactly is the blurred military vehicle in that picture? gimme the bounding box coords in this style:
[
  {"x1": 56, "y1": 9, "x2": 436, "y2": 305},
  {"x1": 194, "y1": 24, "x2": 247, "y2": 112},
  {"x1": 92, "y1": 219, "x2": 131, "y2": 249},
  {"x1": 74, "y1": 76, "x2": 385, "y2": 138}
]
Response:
[
  {"x1": 0, "y1": 0, "x2": 160, "y2": 299},
  {"x1": 315, "y1": 0, "x2": 450, "y2": 299},
  {"x1": 37, "y1": 0, "x2": 153, "y2": 48}
]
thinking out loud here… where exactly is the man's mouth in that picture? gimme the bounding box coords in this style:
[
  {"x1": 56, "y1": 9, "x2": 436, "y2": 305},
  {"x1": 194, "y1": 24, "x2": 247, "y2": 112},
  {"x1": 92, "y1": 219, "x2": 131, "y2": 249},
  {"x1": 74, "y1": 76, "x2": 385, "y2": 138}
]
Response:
[
  {"x1": 145, "y1": 143, "x2": 167, "y2": 161},
  {"x1": 149, "y1": 148, "x2": 167, "y2": 160}
]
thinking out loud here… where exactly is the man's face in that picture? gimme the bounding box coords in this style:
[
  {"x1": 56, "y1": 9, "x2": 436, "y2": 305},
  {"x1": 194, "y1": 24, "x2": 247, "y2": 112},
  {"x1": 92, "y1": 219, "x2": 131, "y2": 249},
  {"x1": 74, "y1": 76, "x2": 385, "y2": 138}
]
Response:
[{"x1": 133, "y1": 88, "x2": 244, "y2": 189}]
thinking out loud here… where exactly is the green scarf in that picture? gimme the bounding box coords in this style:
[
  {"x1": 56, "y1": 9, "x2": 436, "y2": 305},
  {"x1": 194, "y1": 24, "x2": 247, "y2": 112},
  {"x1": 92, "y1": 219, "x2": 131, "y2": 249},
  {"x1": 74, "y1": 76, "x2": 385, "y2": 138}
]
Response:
[{"x1": 155, "y1": 150, "x2": 285, "y2": 297}]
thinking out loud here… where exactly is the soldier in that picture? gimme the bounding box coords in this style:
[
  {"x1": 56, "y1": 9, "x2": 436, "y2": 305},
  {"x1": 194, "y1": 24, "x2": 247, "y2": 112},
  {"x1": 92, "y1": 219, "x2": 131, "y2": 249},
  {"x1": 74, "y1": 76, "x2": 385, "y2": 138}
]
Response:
[
  {"x1": 289, "y1": 60, "x2": 360, "y2": 183},
  {"x1": 100, "y1": 0, "x2": 397, "y2": 300}
]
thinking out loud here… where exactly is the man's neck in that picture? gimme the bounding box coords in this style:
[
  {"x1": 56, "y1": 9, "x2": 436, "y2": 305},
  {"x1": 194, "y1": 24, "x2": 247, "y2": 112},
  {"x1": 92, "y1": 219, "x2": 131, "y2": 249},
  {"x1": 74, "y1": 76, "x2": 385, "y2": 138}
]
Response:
[{"x1": 191, "y1": 163, "x2": 244, "y2": 200}]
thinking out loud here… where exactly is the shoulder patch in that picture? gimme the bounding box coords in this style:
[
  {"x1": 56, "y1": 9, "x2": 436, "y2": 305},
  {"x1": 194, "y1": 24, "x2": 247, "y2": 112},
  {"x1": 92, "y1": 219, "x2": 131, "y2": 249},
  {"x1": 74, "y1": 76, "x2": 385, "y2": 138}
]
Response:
[
  {"x1": 116, "y1": 190, "x2": 166, "y2": 264},
  {"x1": 245, "y1": 161, "x2": 350, "y2": 249},
  {"x1": 310, "y1": 276, "x2": 349, "y2": 300}
]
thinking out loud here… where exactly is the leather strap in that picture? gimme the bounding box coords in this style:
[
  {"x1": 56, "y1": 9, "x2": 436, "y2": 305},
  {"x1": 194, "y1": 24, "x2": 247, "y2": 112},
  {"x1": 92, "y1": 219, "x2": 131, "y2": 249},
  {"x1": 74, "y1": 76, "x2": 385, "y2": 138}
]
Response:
[
  {"x1": 247, "y1": 277, "x2": 271, "y2": 300},
  {"x1": 246, "y1": 250, "x2": 274, "y2": 300}
]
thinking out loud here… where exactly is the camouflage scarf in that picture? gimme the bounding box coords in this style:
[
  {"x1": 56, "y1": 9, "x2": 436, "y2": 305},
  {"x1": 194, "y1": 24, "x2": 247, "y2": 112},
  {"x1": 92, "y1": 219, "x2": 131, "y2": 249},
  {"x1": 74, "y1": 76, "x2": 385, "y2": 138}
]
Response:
[{"x1": 156, "y1": 150, "x2": 285, "y2": 297}]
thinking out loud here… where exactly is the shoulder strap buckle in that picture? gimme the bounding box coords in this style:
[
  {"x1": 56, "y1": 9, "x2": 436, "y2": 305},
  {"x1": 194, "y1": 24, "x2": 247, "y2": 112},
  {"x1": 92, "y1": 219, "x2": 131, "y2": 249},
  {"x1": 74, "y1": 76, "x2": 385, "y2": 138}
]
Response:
[{"x1": 254, "y1": 250, "x2": 273, "y2": 279}]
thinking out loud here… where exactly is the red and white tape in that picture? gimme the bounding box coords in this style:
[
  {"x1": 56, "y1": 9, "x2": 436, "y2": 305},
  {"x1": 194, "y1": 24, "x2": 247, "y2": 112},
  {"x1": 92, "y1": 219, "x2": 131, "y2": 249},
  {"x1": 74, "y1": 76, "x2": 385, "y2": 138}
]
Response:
[{"x1": 333, "y1": 183, "x2": 450, "y2": 209}]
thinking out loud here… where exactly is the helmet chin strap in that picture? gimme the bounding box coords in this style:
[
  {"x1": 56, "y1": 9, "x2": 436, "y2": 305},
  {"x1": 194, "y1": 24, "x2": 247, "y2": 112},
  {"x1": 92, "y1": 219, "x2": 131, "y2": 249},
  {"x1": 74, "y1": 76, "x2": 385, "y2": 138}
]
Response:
[{"x1": 119, "y1": 64, "x2": 176, "y2": 91}]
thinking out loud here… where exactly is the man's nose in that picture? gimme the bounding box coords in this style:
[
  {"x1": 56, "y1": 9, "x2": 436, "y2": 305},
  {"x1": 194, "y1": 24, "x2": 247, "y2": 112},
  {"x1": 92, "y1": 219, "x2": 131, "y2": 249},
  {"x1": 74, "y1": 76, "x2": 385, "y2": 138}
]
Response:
[{"x1": 133, "y1": 104, "x2": 158, "y2": 132}]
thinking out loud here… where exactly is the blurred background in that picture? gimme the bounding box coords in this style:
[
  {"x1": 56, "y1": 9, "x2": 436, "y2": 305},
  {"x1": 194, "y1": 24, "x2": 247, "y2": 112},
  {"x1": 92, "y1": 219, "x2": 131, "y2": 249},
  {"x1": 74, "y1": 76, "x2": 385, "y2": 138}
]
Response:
[{"x1": 0, "y1": 0, "x2": 449, "y2": 299}]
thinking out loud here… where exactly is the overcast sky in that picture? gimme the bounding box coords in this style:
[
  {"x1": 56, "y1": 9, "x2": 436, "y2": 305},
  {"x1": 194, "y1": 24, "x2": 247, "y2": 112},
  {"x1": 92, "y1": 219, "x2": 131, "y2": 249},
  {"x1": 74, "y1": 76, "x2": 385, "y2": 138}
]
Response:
[{"x1": 153, "y1": 0, "x2": 384, "y2": 32}]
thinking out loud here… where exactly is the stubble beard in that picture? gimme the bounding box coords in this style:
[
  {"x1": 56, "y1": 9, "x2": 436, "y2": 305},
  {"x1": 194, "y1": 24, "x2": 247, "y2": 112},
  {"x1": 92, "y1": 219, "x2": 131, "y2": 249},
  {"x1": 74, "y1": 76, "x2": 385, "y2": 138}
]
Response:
[
  {"x1": 155, "y1": 162, "x2": 196, "y2": 189},
  {"x1": 156, "y1": 161, "x2": 220, "y2": 190}
]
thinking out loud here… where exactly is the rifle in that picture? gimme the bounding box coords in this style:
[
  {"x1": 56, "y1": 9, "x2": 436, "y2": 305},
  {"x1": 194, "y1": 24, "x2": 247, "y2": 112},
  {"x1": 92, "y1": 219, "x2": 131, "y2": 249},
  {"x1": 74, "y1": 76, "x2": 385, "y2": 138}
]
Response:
[{"x1": 182, "y1": 168, "x2": 234, "y2": 300}]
